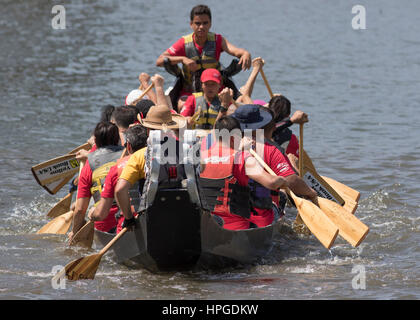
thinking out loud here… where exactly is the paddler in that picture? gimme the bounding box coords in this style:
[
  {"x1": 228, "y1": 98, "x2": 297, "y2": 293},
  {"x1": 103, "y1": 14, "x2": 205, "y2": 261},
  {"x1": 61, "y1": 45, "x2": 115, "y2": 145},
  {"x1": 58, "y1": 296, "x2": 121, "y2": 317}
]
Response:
[
  {"x1": 114, "y1": 75, "x2": 188, "y2": 231},
  {"x1": 67, "y1": 122, "x2": 124, "y2": 244},
  {"x1": 198, "y1": 115, "x2": 289, "y2": 230},
  {"x1": 180, "y1": 68, "x2": 231, "y2": 129},
  {"x1": 231, "y1": 104, "x2": 317, "y2": 227},
  {"x1": 87, "y1": 124, "x2": 148, "y2": 234},
  {"x1": 267, "y1": 95, "x2": 308, "y2": 171},
  {"x1": 155, "y1": 4, "x2": 251, "y2": 107}
]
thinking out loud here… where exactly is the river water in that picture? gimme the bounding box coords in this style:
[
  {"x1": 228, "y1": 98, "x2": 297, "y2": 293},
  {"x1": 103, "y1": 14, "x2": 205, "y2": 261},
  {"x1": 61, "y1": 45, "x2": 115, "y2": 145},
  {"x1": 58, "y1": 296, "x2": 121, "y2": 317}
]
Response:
[{"x1": 0, "y1": 0, "x2": 419, "y2": 300}]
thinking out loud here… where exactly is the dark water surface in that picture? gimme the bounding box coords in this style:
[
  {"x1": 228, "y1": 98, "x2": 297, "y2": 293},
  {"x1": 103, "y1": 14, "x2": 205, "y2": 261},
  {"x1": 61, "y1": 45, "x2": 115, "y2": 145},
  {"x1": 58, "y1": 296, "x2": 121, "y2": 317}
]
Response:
[{"x1": 0, "y1": 0, "x2": 419, "y2": 299}]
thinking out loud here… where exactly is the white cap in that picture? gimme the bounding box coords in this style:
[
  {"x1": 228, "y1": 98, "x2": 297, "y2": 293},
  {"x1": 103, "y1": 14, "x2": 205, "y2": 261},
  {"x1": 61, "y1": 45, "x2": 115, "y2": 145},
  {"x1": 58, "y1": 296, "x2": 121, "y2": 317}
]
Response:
[{"x1": 125, "y1": 89, "x2": 148, "y2": 105}]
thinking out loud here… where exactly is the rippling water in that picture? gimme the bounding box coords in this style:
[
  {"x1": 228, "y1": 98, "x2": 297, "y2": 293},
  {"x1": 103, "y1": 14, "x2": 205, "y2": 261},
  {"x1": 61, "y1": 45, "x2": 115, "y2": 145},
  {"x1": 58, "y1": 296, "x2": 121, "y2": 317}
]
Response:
[{"x1": 1, "y1": 0, "x2": 419, "y2": 300}]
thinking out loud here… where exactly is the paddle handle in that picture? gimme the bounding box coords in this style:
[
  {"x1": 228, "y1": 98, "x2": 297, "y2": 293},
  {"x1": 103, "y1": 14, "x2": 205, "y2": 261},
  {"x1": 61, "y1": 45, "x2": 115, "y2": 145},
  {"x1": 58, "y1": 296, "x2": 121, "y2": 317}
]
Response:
[
  {"x1": 99, "y1": 228, "x2": 128, "y2": 255},
  {"x1": 130, "y1": 83, "x2": 155, "y2": 106},
  {"x1": 299, "y1": 123, "x2": 303, "y2": 177},
  {"x1": 259, "y1": 67, "x2": 274, "y2": 98}
]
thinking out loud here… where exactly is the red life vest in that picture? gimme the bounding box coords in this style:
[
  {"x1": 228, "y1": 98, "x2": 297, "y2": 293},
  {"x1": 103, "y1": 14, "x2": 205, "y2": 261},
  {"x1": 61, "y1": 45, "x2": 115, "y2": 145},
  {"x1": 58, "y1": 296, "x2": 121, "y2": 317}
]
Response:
[{"x1": 198, "y1": 143, "x2": 251, "y2": 220}]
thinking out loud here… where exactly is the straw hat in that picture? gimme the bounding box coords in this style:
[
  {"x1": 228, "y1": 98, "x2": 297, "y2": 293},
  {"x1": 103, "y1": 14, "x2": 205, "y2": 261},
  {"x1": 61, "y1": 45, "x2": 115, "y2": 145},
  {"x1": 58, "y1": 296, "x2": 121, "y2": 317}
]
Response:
[{"x1": 139, "y1": 105, "x2": 186, "y2": 130}]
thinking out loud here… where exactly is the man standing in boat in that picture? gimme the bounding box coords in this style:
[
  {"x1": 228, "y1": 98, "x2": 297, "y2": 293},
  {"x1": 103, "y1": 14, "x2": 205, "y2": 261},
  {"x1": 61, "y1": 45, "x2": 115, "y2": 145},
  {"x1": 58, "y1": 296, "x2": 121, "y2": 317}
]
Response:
[{"x1": 155, "y1": 4, "x2": 251, "y2": 102}]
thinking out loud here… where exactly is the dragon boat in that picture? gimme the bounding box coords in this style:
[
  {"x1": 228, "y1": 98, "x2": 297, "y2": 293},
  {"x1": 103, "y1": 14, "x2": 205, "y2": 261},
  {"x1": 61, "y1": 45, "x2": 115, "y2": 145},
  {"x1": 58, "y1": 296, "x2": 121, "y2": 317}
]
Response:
[{"x1": 93, "y1": 130, "x2": 282, "y2": 272}]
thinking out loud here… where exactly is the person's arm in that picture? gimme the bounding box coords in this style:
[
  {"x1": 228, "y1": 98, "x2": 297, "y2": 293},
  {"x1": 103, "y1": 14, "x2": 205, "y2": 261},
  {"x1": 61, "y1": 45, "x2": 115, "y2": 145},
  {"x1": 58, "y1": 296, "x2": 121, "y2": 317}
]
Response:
[
  {"x1": 221, "y1": 37, "x2": 251, "y2": 70},
  {"x1": 287, "y1": 153, "x2": 299, "y2": 172},
  {"x1": 285, "y1": 174, "x2": 317, "y2": 200},
  {"x1": 156, "y1": 38, "x2": 200, "y2": 72},
  {"x1": 88, "y1": 197, "x2": 114, "y2": 221},
  {"x1": 114, "y1": 149, "x2": 146, "y2": 228},
  {"x1": 275, "y1": 110, "x2": 309, "y2": 131},
  {"x1": 67, "y1": 196, "x2": 90, "y2": 245},
  {"x1": 115, "y1": 179, "x2": 134, "y2": 220},
  {"x1": 237, "y1": 57, "x2": 264, "y2": 103},
  {"x1": 151, "y1": 74, "x2": 169, "y2": 107},
  {"x1": 68, "y1": 162, "x2": 91, "y2": 242},
  {"x1": 245, "y1": 156, "x2": 288, "y2": 190},
  {"x1": 214, "y1": 87, "x2": 231, "y2": 124},
  {"x1": 156, "y1": 52, "x2": 199, "y2": 71},
  {"x1": 138, "y1": 72, "x2": 157, "y2": 105}
]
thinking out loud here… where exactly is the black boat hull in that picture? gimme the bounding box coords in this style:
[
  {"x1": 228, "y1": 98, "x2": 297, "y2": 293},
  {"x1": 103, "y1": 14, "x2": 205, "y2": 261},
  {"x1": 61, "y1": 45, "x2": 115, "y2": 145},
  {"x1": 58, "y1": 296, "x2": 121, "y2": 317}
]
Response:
[{"x1": 94, "y1": 189, "x2": 279, "y2": 272}]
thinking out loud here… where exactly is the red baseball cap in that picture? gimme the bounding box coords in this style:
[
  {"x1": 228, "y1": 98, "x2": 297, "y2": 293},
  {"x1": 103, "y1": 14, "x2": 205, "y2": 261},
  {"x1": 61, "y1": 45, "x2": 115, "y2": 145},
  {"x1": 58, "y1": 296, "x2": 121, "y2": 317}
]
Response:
[{"x1": 200, "y1": 68, "x2": 222, "y2": 84}]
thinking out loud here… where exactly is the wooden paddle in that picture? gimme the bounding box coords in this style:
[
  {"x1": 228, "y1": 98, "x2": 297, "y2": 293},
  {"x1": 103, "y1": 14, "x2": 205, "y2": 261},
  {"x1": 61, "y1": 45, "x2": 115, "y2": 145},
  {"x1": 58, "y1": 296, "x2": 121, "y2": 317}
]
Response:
[
  {"x1": 298, "y1": 124, "x2": 367, "y2": 246},
  {"x1": 32, "y1": 143, "x2": 91, "y2": 195},
  {"x1": 63, "y1": 228, "x2": 128, "y2": 280},
  {"x1": 249, "y1": 149, "x2": 338, "y2": 249},
  {"x1": 37, "y1": 161, "x2": 85, "y2": 234},
  {"x1": 37, "y1": 210, "x2": 74, "y2": 234},
  {"x1": 316, "y1": 197, "x2": 369, "y2": 247},
  {"x1": 46, "y1": 191, "x2": 74, "y2": 218},
  {"x1": 259, "y1": 66, "x2": 274, "y2": 98},
  {"x1": 321, "y1": 175, "x2": 361, "y2": 203},
  {"x1": 31, "y1": 153, "x2": 80, "y2": 195},
  {"x1": 69, "y1": 220, "x2": 94, "y2": 248},
  {"x1": 297, "y1": 124, "x2": 345, "y2": 206},
  {"x1": 68, "y1": 142, "x2": 91, "y2": 155},
  {"x1": 129, "y1": 83, "x2": 154, "y2": 106},
  {"x1": 70, "y1": 148, "x2": 126, "y2": 247},
  {"x1": 302, "y1": 149, "x2": 358, "y2": 214}
]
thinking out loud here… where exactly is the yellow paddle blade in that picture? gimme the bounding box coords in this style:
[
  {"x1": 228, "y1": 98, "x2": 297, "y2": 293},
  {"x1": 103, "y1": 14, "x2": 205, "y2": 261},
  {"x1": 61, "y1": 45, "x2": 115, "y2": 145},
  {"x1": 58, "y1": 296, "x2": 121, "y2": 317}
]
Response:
[
  {"x1": 69, "y1": 220, "x2": 94, "y2": 248},
  {"x1": 65, "y1": 254, "x2": 102, "y2": 281},
  {"x1": 46, "y1": 192, "x2": 73, "y2": 218},
  {"x1": 321, "y1": 175, "x2": 361, "y2": 203},
  {"x1": 317, "y1": 198, "x2": 369, "y2": 247},
  {"x1": 37, "y1": 210, "x2": 74, "y2": 234},
  {"x1": 289, "y1": 192, "x2": 339, "y2": 249}
]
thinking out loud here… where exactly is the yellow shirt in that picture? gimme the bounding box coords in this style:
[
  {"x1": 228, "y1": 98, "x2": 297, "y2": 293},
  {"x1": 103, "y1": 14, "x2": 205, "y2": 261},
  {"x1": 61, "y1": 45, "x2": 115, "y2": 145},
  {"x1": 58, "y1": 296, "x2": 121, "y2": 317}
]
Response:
[{"x1": 119, "y1": 147, "x2": 146, "y2": 185}]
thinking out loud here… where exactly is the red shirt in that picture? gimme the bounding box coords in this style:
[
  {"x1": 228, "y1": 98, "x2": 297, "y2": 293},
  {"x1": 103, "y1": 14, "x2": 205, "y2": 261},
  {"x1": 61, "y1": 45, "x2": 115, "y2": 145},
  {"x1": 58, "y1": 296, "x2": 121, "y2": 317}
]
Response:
[
  {"x1": 101, "y1": 165, "x2": 118, "y2": 198},
  {"x1": 180, "y1": 94, "x2": 197, "y2": 117},
  {"x1": 249, "y1": 142, "x2": 296, "y2": 227},
  {"x1": 167, "y1": 33, "x2": 224, "y2": 61},
  {"x1": 167, "y1": 34, "x2": 224, "y2": 97},
  {"x1": 77, "y1": 159, "x2": 118, "y2": 233},
  {"x1": 89, "y1": 144, "x2": 97, "y2": 153},
  {"x1": 286, "y1": 134, "x2": 299, "y2": 157},
  {"x1": 101, "y1": 157, "x2": 139, "y2": 234}
]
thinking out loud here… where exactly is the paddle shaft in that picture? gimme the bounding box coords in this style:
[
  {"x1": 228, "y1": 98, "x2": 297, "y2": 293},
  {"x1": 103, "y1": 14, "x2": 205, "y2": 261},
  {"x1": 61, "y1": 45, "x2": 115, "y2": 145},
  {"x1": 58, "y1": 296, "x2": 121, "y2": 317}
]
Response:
[
  {"x1": 99, "y1": 228, "x2": 128, "y2": 256},
  {"x1": 130, "y1": 83, "x2": 154, "y2": 106},
  {"x1": 259, "y1": 67, "x2": 274, "y2": 98},
  {"x1": 299, "y1": 123, "x2": 303, "y2": 177}
]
